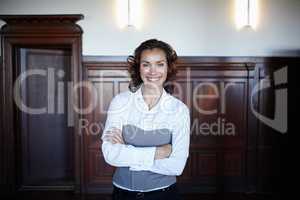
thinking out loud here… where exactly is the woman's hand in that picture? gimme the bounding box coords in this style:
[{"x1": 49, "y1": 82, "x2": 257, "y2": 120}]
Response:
[
  {"x1": 103, "y1": 128, "x2": 125, "y2": 144},
  {"x1": 154, "y1": 144, "x2": 172, "y2": 160}
]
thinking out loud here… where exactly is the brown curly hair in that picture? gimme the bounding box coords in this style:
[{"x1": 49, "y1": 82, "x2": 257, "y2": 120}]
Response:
[{"x1": 127, "y1": 39, "x2": 178, "y2": 94}]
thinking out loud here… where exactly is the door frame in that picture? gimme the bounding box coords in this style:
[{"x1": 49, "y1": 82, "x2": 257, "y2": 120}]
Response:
[{"x1": 0, "y1": 15, "x2": 84, "y2": 195}]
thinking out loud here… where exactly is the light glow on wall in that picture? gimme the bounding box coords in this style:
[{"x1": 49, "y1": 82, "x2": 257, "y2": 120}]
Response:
[
  {"x1": 235, "y1": 0, "x2": 259, "y2": 29},
  {"x1": 116, "y1": 0, "x2": 143, "y2": 29}
]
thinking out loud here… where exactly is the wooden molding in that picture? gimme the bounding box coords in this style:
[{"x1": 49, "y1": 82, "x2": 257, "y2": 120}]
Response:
[{"x1": 0, "y1": 14, "x2": 84, "y2": 34}]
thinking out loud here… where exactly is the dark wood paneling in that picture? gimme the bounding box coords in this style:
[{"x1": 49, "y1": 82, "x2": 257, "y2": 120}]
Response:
[
  {"x1": 0, "y1": 55, "x2": 5, "y2": 193},
  {"x1": 83, "y1": 55, "x2": 299, "y2": 64},
  {"x1": 82, "y1": 65, "x2": 130, "y2": 193},
  {"x1": 17, "y1": 48, "x2": 73, "y2": 187},
  {"x1": 81, "y1": 56, "x2": 294, "y2": 199}
]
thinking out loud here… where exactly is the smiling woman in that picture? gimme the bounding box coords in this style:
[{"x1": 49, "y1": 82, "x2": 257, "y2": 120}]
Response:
[
  {"x1": 101, "y1": 39, "x2": 190, "y2": 200},
  {"x1": 127, "y1": 39, "x2": 178, "y2": 94}
]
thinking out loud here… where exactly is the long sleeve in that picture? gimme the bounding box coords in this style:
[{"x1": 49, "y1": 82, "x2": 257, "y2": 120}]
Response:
[
  {"x1": 149, "y1": 106, "x2": 190, "y2": 175},
  {"x1": 130, "y1": 106, "x2": 190, "y2": 176},
  {"x1": 101, "y1": 94, "x2": 156, "y2": 168}
]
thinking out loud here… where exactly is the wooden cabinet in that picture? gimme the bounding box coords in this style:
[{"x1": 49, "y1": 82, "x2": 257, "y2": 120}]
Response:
[{"x1": 0, "y1": 15, "x2": 83, "y2": 195}]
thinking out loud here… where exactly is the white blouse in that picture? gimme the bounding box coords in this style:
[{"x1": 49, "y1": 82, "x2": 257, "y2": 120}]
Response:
[{"x1": 101, "y1": 85, "x2": 190, "y2": 176}]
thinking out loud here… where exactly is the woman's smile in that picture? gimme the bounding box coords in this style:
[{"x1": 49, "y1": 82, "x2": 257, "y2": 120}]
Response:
[{"x1": 146, "y1": 76, "x2": 162, "y2": 82}]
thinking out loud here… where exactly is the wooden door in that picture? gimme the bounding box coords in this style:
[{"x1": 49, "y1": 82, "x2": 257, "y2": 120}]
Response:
[
  {"x1": 16, "y1": 48, "x2": 74, "y2": 189},
  {"x1": 0, "y1": 15, "x2": 83, "y2": 196}
]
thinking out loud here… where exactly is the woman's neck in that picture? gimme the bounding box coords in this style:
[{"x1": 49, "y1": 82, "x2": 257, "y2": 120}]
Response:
[
  {"x1": 141, "y1": 84, "x2": 163, "y2": 110},
  {"x1": 141, "y1": 84, "x2": 163, "y2": 97}
]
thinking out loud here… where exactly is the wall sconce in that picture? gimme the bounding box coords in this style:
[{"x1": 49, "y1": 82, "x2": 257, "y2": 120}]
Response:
[
  {"x1": 116, "y1": 0, "x2": 143, "y2": 29},
  {"x1": 235, "y1": 0, "x2": 258, "y2": 29}
]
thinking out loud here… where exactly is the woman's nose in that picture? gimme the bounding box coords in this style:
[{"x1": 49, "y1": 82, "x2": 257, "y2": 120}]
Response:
[{"x1": 149, "y1": 65, "x2": 156, "y2": 73}]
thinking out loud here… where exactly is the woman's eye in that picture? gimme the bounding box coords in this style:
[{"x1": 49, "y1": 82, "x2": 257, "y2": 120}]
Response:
[
  {"x1": 158, "y1": 63, "x2": 165, "y2": 67},
  {"x1": 142, "y1": 64, "x2": 149, "y2": 67}
]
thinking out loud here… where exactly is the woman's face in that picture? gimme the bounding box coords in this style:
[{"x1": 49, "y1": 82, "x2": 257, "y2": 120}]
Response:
[{"x1": 139, "y1": 48, "x2": 168, "y2": 89}]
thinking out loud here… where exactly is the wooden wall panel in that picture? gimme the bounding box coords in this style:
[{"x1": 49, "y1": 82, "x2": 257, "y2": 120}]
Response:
[{"x1": 82, "y1": 65, "x2": 130, "y2": 193}]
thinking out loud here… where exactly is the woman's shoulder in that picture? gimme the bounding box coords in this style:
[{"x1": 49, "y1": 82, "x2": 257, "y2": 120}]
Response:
[
  {"x1": 107, "y1": 90, "x2": 133, "y2": 112},
  {"x1": 110, "y1": 90, "x2": 132, "y2": 104}
]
